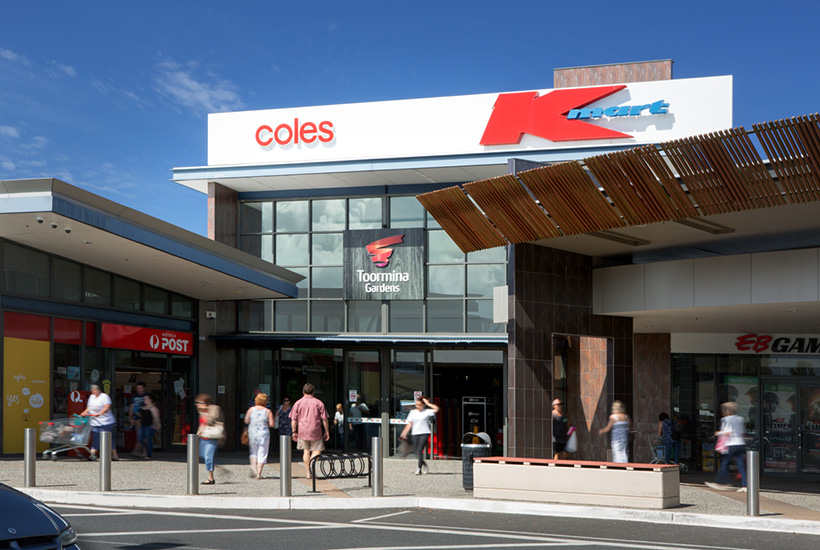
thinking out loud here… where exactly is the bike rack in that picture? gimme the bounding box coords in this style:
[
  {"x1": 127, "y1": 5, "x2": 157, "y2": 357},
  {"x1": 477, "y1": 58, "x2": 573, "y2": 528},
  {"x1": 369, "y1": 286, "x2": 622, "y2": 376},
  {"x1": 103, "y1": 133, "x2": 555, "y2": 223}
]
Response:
[{"x1": 309, "y1": 451, "x2": 372, "y2": 493}]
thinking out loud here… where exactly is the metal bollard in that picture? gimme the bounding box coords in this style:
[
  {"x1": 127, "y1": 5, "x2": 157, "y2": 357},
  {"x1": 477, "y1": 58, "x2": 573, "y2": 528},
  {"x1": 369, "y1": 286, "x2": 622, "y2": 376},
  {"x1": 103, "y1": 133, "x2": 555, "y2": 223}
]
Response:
[
  {"x1": 746, "y1": 450, "x2": 759, "y2": 516},
  {"x1": 187, "y1": 434, "x2": 199, "y2": 495},
  {"x1": 99, "y1": 431, "x2": 112, "y2": 492},
  {"x1": 380, "y1": 412, "x2": 390, "y2": 459},
  {"x1": 280, "y1": 435, "x2": 291, "y2": 497},
  {"x1": 24, "y1": 428, "x2": 36, "y2": 488},
  {"x1": 371, "y1": 436, "x2": 383, "y2": 497}
]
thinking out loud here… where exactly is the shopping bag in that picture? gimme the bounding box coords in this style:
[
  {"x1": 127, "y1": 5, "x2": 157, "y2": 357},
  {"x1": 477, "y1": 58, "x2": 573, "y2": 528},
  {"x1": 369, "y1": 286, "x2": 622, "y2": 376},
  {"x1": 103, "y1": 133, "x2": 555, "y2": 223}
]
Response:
[
  {"x1": 715, "y1": 433, "x2": 728, "y2": 454},
  {"x1": 565, "y1": 426, "x2": 578, "y2": 453}
]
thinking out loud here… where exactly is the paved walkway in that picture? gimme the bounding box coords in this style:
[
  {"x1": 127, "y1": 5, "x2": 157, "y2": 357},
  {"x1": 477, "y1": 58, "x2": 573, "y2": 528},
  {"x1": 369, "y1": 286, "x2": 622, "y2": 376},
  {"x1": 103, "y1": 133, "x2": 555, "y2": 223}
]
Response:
[{"x1": 3, "y1": 452, "x2": 820, "y2": 535}]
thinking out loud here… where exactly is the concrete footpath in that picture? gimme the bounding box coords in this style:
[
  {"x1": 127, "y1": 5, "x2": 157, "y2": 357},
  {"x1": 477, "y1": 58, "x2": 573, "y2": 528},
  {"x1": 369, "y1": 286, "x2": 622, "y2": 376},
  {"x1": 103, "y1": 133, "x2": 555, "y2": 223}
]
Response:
[{"x1": 2, "y1": 452, "x2": 820, "y2": 536}]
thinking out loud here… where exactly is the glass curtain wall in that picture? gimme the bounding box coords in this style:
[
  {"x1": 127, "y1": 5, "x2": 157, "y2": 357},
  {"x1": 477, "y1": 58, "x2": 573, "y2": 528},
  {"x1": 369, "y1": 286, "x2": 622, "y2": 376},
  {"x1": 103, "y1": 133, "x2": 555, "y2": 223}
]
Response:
[{"x1": 237, "y1": 194, "x2": 507, "y2": 334}]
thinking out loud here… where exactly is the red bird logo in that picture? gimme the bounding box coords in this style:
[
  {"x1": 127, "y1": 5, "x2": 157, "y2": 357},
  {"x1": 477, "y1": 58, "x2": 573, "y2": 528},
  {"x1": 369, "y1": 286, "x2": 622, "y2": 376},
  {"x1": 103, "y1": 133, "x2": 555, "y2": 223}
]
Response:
[{"x1": 366, "y1": 235, "x2": 405, "y2": 267}]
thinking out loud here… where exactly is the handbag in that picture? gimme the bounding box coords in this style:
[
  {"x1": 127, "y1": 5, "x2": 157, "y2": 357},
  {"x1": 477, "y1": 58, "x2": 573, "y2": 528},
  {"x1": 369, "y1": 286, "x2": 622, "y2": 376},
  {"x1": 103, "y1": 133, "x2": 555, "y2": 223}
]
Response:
[
  {"x1": 240, "y1": 427, "x2": 249, "y2": 445},
  {"x1": 273, "y1": 407, "x2": 280, "y2": 429},
  {"x1": 200, "y1": 421, "x2": 225, "y2": 442},
  {"x1": 565, "y1": 426, "x2": 578, "y2": 453},
  {"x1": 715, "y1": 433, "x2": 729, "y2": 454}
]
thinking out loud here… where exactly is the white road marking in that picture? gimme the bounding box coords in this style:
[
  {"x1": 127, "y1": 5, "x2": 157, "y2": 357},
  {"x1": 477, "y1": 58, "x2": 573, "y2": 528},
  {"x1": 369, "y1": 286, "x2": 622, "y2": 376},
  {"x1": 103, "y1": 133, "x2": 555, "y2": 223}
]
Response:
[
  {"x1": 59, "y1": 503, "x2": 752, "y2": 550},
  {"x1": 353, "y1": 510, "x2": 412, "y2": 523}
]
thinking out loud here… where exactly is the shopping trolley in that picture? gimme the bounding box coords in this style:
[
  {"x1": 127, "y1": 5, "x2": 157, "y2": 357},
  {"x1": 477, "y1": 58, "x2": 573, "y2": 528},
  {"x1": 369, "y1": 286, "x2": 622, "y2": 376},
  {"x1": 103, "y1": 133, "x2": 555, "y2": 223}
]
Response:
[
  {"x1": 648, "y1": 434, "x2": 666, "y2": 464},
  {"x1": 647, "y1": 433, "x2": 688, "y2": 473},
  {"x1": 39, "y1": 415, "x2": 92, "y2": 460}
]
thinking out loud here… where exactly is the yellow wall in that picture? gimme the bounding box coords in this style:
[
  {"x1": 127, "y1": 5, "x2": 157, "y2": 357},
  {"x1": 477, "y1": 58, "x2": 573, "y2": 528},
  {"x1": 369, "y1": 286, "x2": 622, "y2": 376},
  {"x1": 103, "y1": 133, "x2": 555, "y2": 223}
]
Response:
[{"x1": 3, "y1": 337, "x2": 51, "y2": 453}]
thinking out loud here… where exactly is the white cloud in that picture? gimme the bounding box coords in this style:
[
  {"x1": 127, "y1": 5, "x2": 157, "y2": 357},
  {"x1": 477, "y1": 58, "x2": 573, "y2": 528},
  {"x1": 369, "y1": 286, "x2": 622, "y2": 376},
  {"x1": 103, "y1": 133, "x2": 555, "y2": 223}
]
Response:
[
  {"x1": 0, "y1": 126, "x2": 20, "y2": 138},
  {"x1": 1, "y1": 160, "x2": 15, "y2": 171},
  {"x1": 153, "y1": 58, "x2": 244, "y2": 115},
  {"x1": 19, "y1": 136, "x2": 49, "y2": 150},
  {"x1": 47, "y1": 60, "x2": 78, "y2": 78},
  {"x1": 0, "y1": 47, "x2": 30, "y2": 65}
]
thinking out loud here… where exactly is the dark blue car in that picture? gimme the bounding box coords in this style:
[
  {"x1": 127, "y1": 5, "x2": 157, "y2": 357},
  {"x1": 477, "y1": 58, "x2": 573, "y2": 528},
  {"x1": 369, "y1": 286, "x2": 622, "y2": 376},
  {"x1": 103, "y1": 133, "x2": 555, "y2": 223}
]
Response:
[{"x1": 0, "y1": 483, "x2": 79, "y2": 549}]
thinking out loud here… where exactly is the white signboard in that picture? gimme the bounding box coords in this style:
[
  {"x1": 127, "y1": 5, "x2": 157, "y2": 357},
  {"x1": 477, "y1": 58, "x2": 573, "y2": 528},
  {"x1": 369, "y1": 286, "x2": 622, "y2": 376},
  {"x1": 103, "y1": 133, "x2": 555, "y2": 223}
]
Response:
[{"x1": 208, "y1": 76, "x2": 733, "y2": 167}]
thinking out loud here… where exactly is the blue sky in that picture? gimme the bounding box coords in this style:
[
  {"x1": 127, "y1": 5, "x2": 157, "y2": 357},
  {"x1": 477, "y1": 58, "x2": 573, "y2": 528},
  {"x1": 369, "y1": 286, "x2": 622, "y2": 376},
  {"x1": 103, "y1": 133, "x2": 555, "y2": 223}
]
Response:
[{"x1": 1, "y1": 1, "x2": 818, "y2": 236}]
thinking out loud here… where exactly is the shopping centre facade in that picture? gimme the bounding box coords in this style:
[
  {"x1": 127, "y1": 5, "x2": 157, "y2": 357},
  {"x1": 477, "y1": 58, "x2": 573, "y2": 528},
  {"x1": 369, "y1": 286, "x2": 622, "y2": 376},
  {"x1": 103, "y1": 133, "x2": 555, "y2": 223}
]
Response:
[{"x1": 4, "y1": 61, "x2": 820, "y2": 476}]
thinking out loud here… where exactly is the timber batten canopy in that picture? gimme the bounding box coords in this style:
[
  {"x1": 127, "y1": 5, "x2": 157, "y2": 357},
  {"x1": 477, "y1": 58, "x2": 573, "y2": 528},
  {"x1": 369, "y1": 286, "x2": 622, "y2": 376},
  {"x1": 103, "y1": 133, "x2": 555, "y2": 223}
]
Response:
[{"x1": 417, "y1": 114, "x2": 820, "y2": 253}]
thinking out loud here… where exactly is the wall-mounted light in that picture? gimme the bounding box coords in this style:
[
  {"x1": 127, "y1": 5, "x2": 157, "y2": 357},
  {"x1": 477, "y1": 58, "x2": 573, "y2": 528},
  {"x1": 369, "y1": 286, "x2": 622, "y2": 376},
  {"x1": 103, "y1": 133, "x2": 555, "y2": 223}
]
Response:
[{"x1": 36, "y1": 216, "x2": 44, "y2": 224}]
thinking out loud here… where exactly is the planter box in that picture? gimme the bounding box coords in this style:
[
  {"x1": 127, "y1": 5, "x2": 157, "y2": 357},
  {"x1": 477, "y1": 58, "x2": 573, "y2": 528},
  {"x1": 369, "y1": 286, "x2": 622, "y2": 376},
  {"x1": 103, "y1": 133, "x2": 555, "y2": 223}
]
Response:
[{"x1": 473, "y1": 457, "x2": 680, "y2": 509}]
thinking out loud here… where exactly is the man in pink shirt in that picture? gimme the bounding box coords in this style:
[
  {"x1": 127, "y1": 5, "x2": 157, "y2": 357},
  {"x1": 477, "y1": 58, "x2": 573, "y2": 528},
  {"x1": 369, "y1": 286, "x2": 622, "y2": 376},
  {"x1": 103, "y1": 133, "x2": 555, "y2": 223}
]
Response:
[{"x1": 290, "y1": 383, "x2": 330, "y2": 478}]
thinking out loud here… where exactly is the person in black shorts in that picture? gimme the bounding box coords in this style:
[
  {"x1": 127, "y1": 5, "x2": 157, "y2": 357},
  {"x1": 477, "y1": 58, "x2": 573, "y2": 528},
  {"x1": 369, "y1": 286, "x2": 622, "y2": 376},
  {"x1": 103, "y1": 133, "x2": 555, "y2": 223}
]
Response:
[{"x1": 552, "y1": 398, "x2": 570, "y2": 459}]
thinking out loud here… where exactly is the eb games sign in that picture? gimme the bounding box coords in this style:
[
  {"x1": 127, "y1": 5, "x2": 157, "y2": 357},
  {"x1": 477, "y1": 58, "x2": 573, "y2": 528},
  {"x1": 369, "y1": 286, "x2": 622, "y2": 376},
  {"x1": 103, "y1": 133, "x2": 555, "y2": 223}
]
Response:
[{"x1": 735, "y1": 333, "x2": 820, "y2": 355}]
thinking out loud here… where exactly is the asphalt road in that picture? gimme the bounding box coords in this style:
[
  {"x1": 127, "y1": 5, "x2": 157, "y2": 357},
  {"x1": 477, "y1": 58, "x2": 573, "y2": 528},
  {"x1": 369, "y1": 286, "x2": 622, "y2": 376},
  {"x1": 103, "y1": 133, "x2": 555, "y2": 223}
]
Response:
[{"x1": 57, "y1": 503, "x2": 820, "y2": 550}]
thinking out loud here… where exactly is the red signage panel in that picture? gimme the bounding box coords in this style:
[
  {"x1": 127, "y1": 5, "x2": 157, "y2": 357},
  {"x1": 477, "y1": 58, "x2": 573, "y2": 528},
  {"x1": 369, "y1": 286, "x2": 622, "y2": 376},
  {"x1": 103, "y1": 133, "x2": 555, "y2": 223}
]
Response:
[{"x1": 101, "y1": 324, "x2": 194, "y2": 356}]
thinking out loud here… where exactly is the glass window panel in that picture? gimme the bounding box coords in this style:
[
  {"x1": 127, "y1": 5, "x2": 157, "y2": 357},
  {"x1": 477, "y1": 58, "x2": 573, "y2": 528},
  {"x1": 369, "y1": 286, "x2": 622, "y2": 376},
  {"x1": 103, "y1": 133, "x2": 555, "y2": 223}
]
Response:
[
  {"x1": 428, "y1": 231, "x2": 463, "y2": 263},
  {"x1": 4, "y1": 242, "x2": 50, "y2": 297},
  {"x1": 288, "y1": 267, "x2": 309, "y2": 299},
  {"x1": 467, "y1": 264, "x2": 506, "y2": 297},
  {"x1": 390, "y1": 196, "x2": 425, "y2": 228},
  {"x1": 171, "y1": 294, "x2": 194, "y2": 318},
  {"x1": 426, "y1": 300, "x2": 463, "y2": 333},
  {"x1": 311, "y1": 267, "x2": 343, "y2": 298},
  {"x1": 240, "y1": 235, "x2": 273, "y2": 263},
  {"x1": 468, "y1": 246, "x2": 506, "y2": 263},
  {"x1": 427, "y1": 211, "x2": 441, "y2": 229},
  {"x1": 312, "y1": 233, "x2": 343, "y2": 265},
  {"x1": 467, "y1": 299, "x2": 505, "y2": 333},
  {"x1": 275, "y1": 234, "x2": 309, "y2": 266},
  {"x1": 239, "y1": 300, "x2": 272, "y2": 331},
  {"x1": 144, "y1": 286, "x2": 169, "y2": 315},
  {"x1": 275, "y1": 300, "x2": 307, "y2": 332},
  {"x1": 389, "y1": 301, "x2": 423, "y2": 333},
  {"x1": 240, "y1": 202, "x2": 273, "y2": 233},
  {"x1": 311, "y1": 301, "x2": 344, "y2": 332},
  {"x1": 348, "y1": 301, "x2": 382, "y2": 333},
  {"x1": 114, "y1": 276, "x2": 141, "y2": 310},
  {"x1": 84, "y1": 267, "x2": 111, "y2": 305},
  {"x1": 53, "y1": 257, "x2": 82, "y2": 302},
  {"x1": 276, "y1": 201, "x2": 309, "y2": 232},
  {"x1": 349, "y1": 197, "x2": 383, "y2": 229},
  {"x1": 428, "y1": 265, "x2": 464, "y2": 298},
  {"x1": 312, "y1": 199, "x2": 346, "y2": 231}
]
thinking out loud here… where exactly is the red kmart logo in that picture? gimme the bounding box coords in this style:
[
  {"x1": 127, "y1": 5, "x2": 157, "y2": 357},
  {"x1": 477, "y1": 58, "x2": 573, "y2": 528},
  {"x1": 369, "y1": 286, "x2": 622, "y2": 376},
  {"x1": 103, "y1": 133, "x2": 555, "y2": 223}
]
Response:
[{"x1": 480, "y1": 85, "x2": 668, "y2": 145}]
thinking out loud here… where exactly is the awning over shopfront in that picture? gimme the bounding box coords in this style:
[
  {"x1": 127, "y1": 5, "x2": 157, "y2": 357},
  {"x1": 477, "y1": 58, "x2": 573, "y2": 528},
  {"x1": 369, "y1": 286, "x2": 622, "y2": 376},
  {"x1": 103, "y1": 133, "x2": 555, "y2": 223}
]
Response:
[
  {"x1": 418, "y1": 115, "x2": 820, "y2": 256},
  {"x1": 0, "y1": 178, "x2": 303, "y2": 301}
]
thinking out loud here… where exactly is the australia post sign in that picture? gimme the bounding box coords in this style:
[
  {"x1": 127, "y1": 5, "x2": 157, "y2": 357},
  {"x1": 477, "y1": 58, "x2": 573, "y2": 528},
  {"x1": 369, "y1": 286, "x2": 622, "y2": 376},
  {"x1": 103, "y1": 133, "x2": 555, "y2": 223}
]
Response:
[
  {"x1": 208, "y1": 75, "x2": 733, "y2": 167},
  {"x1": 101, "y1": 324, "x2": 194, "y2": 356},
  {"x1": 344, "y1": 229, "x2": 424, "y2": 300}
]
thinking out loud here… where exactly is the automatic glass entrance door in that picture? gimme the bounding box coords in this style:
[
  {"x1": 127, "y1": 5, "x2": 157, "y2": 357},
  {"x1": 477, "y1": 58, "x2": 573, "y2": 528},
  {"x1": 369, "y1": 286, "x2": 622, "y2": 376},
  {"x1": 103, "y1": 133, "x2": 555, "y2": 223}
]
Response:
[{"x1": 761, "y1": 379, "x2": 820, "y2": 476}]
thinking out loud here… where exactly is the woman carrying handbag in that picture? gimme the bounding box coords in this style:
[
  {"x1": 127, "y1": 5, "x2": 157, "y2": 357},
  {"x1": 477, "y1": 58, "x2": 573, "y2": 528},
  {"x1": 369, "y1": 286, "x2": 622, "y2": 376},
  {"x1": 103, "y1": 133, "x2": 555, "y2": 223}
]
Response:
[{"x1": 196, "y1": 394, "x2": 225, "y2": 485}]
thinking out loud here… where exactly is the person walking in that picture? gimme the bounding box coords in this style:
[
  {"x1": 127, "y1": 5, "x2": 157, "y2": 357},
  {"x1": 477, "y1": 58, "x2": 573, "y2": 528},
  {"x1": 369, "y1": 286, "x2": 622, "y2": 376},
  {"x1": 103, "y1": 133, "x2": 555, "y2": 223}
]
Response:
[
  {"x1": 80, "y1": 383, "x2": 120, "y2": 461},
  {"x1": 275, "y1": 396, "x2": 293, "y2": 443},
  {"x1": 399, "y1": 396, "x2": 440, "y2": 475},
  {"x1": 658, "y1": 412, "x2": 680, "y2": 465},
  {"x1": 552, "y1": 398, "x2": 570, "y2": 459},
  {"x1": 289, "y1": 383, "x2": 330, "y2": 479},
  {"x1": 600, "y1": 400, "x2": 631, "y2": 463},
  {"x1": 137, "y1": 394, "x2": 160, "y2": 459},
  {"x1": 706, "y1": 401, "x2": 747, "y2": 492},
  {"x1": 333, "y1": 403, "x2": 345, "y2": 449},
  {"x1": 128, "y1": 382, "x2": 148, "y2": 457},
  {"x1": 245, "y1": 392, "x2": 275, "y2": 479},
  {"x1": 196, "y1": 394, "x2": 225, "y2": 485}
]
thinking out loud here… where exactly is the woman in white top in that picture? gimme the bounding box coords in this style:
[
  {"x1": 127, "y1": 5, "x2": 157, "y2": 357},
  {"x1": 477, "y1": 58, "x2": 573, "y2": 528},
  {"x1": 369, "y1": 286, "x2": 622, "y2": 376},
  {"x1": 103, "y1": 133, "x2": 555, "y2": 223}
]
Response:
[
  {"x1": 245, "y1": 392, "x2": 275, "y2": 479},
  {"x1": 80, "y1": 383, "x2": 120, "y2": 461},
  {"x1": 706, "y1": 401, "x2": 747, "y2": 492},
  {"x1": 599, "y1": 400, "x2": 630, "y2": 463},
  {"x1": 399, "y1": 396, "x2": 440, "y2": 475}
]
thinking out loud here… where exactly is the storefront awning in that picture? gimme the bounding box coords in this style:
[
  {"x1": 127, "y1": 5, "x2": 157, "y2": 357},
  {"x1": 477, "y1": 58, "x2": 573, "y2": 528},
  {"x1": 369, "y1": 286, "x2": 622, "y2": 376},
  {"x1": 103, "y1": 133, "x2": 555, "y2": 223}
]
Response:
[{"x1": 0, "y1": 178, "x2": 303, "y2": 301}]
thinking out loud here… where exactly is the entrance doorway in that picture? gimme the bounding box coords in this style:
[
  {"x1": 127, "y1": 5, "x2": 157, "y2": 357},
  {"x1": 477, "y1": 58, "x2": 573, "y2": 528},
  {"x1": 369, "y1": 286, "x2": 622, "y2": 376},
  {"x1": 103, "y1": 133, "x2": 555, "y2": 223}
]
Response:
[
  {"x1": 114, "y1": 370, "x2": 166, "y2": 453},
  {"x1": 761, "y1": 379, "x2": 820, "y2": 476}
]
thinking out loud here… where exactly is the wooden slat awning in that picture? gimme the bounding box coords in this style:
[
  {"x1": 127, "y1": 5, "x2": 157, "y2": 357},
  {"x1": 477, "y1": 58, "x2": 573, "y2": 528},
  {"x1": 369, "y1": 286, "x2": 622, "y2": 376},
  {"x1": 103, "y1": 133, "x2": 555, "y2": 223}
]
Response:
[
  {"x1": 418, "y1": 114, "x2": 820, "y2": 253},
  {"x1": 416, "y1": 186, "x2": 507, "y2": 252}
]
